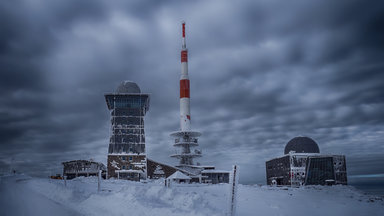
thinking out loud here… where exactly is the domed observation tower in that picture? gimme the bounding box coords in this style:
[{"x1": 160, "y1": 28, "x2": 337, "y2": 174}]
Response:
[
  {"x1": 266, "y1": 136, "x2": 347, "y2": 187},
  {"x1": 105, "y1": 81, "x2": 150, "y2": 180},
  {"x1": 284, "y1": 136, "x2": 320, "y2": 155}
]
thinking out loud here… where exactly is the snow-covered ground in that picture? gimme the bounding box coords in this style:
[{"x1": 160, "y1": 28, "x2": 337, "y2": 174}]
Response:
[{"x1": 0, "y1": 174, "x2": 383, "y2": 216}]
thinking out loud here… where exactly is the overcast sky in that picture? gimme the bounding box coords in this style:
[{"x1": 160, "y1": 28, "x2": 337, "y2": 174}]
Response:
[{"x1": 1, "y1": 0, "x2": 383, "y2": 184}]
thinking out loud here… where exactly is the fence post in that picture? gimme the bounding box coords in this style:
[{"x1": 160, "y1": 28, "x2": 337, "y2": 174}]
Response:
[
  {"x1": 98, "y1": 170, "x2": 102, "y2": 192},
  {"x1": 64, "y1": 176, "x2": 67, "y2": 187},
  {"x1": 229, "y1": 165, "x2": 239, "y2": 216}
]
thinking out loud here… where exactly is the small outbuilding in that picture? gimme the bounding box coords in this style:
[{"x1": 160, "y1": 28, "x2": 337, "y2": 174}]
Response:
[
  {"x1": 166, "y1": 171, "x2": 191, "y2": 185},
  {"x1": 201, "y1": 170, "x2": 230, "y2": 184},
  {"x1": 62, "y1": 160, "x2": 106, "y2": 180}
]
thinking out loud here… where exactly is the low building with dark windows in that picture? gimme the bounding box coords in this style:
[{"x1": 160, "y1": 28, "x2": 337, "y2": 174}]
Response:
[
  {"x1": 62, "y1": 160, "x2": 106, "y2": 180},
  {"x1": 266, "y1": 136, "x2": 347, "y2": 186},
  {"x1": 201, "y1": 169, "x2": 230, "y2": 184}
]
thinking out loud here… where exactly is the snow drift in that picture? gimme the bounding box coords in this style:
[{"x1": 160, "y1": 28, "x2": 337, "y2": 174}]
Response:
[{"x1": 0, "y1": 174, "x2": 382, "y2": 216}]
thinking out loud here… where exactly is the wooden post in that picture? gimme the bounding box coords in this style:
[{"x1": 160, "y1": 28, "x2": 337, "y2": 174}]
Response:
[{"x1": 64, "y1": 176, "x2": 67, "y2": 187}]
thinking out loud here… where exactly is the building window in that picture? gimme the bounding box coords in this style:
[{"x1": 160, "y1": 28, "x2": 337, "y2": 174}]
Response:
[
  {"x1": 129, "y1": 165, "x2": 133, "y2": 169},
  {"x1": 129, "y1": 156, "x2": 133, "y2": 162},
  {"x1": 122, "y1": 156, "x2": 126, "y2": 161},
  {"x1": 122, "y1": 165, "x2": 126, "y2": 169}
]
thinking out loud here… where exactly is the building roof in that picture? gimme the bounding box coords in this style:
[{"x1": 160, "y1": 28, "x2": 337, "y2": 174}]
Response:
[
  {"x1": 62, "y1": 160, "x2": 105, "y2": 167},
  {"x1": 167, "y1": 171, "x2": 191, "y2": 180},
  {"x1": 147, "y1": 159, "x2": 196, "y2": 176},
  {"x1": 284, "y1": 136, "x2": 320, "y2": 155},
  {"x1": 116, "y1": 81, "x2": 141, "y2": 94},
  {"x1": 201, "y1": 170, "x2": 230, "y2": 174}
]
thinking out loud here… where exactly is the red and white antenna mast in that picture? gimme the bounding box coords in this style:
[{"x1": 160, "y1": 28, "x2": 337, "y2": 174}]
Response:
[
  {"x1": 180, "y1": 21, "x2": 191, "y2": 131},
  {"x1": 170, "y1": 21, "x2": 201, "y2": 167},
  {"x1": 182, "y1": 21, "x2": 186, "y2": 48}
]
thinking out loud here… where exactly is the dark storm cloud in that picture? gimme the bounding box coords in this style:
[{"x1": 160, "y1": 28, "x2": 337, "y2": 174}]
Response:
[
  {"x1": 0, "y1": 0, "x2": 383, "y2": 185},
  {"x1": 0, "y1": 0, "x2": 110, "y2": 172}
]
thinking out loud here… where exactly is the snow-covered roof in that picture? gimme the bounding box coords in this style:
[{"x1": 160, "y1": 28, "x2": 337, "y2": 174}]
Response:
[
  {"x1": 201, "y1": 170, "x2": 230, "y2": 174},
  {"x1": 116, "y1": 81, "x2": 141, "y2": 93},
  {"x1": 187, "y1": 165, "x2": 215, "y2": 169},
  {"x1": 115, "y1": 170, "x2": 143, "y2": 174},
  {"x1": 167, "y1": 171, "x2": 191, "y2": 180},
  {"x1": 147, "y1": 159, "x2": 193, "y2": 175},
  {"x1": 176, "y1": 165, "x2": 203, "y2": 176},
  {"x1": 62, "y1": 160, "x2": 106, "y2": 171}
]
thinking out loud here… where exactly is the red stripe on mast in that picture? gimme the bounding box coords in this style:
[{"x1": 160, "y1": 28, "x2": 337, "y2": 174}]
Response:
[
  {"x1": 182, "y1": 22, "x2": 185, "y2": 38},
  {"x1": 181, "y1": 50, "x2": 188, "y2": 62},
  {"x1": 180, "y1": 79, "x2": 190, "y2": 98}
]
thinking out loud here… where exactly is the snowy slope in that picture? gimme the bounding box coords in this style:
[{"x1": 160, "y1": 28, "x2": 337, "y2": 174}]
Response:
[{"x1": 0, "y1": 175, "x2": 382, "y2": 216}]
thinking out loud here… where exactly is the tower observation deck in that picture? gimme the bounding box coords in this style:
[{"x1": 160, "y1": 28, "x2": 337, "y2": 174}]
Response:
[{"x1": 170, "y1": 22, "x2": 202, "y2": 171}]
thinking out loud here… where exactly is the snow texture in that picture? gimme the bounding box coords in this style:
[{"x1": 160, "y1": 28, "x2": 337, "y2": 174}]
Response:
[
  {"x1": 0, "y1": 174, "x2": 383, "y2": 216},
  {"x1": 167, "y1": 171, "x2": 191, "y2": 180},
  {"x1": 110, "y1": 160, "x2": 120, "y2": 170},
  {"x1": 153, "y1": 165, "x2": 165, "y2": 175}
]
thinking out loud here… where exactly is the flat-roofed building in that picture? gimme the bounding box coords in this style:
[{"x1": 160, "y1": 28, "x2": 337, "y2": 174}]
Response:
[
  {"x1": 266, "y1": 136, "x2": 347, "y2": 186},
  {"x1": 62, "y1": 160, "x2": 106, "y2": 180}
]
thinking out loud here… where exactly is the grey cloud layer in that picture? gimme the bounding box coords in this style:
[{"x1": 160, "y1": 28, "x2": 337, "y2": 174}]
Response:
[{"x1": 0, "y1": 0, "x2": 383, "y2": 183}]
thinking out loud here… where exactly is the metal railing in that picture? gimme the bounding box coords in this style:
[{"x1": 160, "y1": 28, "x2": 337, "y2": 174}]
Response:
[
  {"x1": 171, "y1": 149, "x2": 202, "y2": 156},
  {"x1": 174, "y1": 138, "x2": 198, "y2": 144}
]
